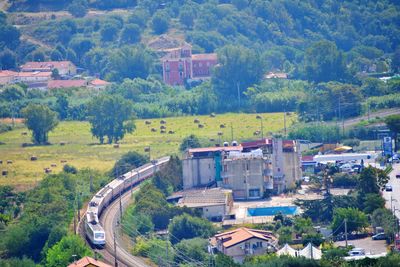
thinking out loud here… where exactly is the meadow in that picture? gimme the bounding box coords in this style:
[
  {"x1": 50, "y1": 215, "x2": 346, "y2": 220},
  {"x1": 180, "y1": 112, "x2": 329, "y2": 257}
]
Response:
[{"x1": 0, "y1": 112, "x2": 296, "y2": 190}]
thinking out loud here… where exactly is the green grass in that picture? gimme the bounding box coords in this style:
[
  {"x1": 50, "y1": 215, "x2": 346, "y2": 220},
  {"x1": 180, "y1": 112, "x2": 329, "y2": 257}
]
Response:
[{"x1": 0, "y1": 112, "x2": 296, "y2": 190}]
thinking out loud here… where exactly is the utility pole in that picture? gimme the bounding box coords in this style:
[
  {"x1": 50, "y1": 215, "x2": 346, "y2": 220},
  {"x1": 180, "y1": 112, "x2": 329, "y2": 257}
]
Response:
[
  {"x1": 119, "y1": 183, "x2": 123, "y2": 221},
  {"x1": 344, "y1": 219, "x2": 348, "y2": 247},
  {"x1": 114, "y1": 231, "x2": 118, "y2": 267},
  {"x1": 90, "y1": 175, "x2": 93, "y2": 193},
  {"x1": 73, "y1": 207, "x2": 77, "y2": 234}
]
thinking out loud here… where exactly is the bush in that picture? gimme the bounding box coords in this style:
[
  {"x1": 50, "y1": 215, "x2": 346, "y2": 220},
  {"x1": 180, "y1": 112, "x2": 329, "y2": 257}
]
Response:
[
  {"x1": 342, "y1": 138, "x2": 360, "y2": 147},
  {"x1": 63, "y1": 164, "x2": 77, "y2": 174},
  {"x1": 332, "y1": 173, "x2": 358, "y2": 188},
  {"x1": 168, "y1": 214, "x2": 216, "y2": 244},
  {"x1": 151, "y1": 11, "x2": 169, "y2": 34}
]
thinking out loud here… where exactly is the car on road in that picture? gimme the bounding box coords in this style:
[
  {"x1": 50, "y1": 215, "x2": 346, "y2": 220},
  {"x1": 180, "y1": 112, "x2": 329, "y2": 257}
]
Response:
[
  {"x1": 372, "y1": 233, "x2": 386, "y2": 240},
  {"x1": 389, "y1": 154, "x2": 400, "y2": 163},
  {"x1": 348, "y1": 248, "x2": 366, "y2": 256},
  {"x1": 396, "y1": 173, "x2": 400, "y2": 179},
  {"x1": 385, "y1": 185, "x2": 393, "y2": 192}
]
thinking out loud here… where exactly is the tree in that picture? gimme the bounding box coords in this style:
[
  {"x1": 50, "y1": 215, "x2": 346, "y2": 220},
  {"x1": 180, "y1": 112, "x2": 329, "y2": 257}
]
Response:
[
  {"x1": 55, "y1": 94, "x2": 68, "y2": 120},
  {"x1": 45, "y1": 235, "x2": 92, "y2": 267},
  {"x1": 51, "y1": 68, "x2": 60, "y2": 79},
  {"x1": 110, "y1": 151, "x2": 148, "y2": 177},
  {"x1": 303, "y1": 40, "x2": 348, "y2": 83},
  {"x1": 174, "y1": 238, "x2": 208, "y2": 264},
  {"x1": 358, "y1": 166, "x2": 380, "y2": 194},
  {"x1": 371, "y1": 208, "x2": 397, "y2": 239},
  {"x1": 50, "y1": 49, "x2": 63, "y2": 61},
  {"x1": 68, "y1": 0, "x2": 88, "y2": 18},
  {"x1": 168, "y1": 214, "x2": 216, "y2": 244},
  {"x1": 391, "y1": 47, "x2": 400, "y2": 73},
  {"x1": 179, "y1": 9, "x2": 195, "y2": 29},
  {"x1": 0, "y1": 49, "x2": 16, "y2": 69},
  {"x1": 31, "y1": 50, "x2": 45, "y2": 62},
  {"x1": 212, "y1": 45, "x2": 264, "y2": 110},
  {"x1": 331, "y1": 208, "x2": 368, "y2": 233},
  {"x1": 106, "y1": 46, "x2": 154, "y2": 82},
  {"x1": 151, "y1": 11, "x2": 170, "y2": 34},
  {"x1": 0, "y1": 84, "x2": 25, "y2": 101},
  {"x1": 277, "y1": 226, "x2": 292, "y2": 245},
  {"x1": 120, "y1": 24, "x2": 141, "y2": 44},
  {"x1": 100, "y1": 22, "x2": 119, "y2": 42},
  {"x1": 385, "y1": 114, "x2": 400, "y2": 152},
  {"x1": 21, "y1": 104, "x2": 59, "y2": 144},
  {"x1": 87, "y1": 95, "x2": 135, "y2": 144},
  {"x1": 180, "y1": 134, "x2": 201, "y2": 152}
]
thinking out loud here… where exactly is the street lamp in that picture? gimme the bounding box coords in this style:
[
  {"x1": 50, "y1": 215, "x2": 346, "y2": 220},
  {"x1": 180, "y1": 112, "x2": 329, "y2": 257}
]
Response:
[{"x1": 256, "y1": 115, "x2": 264, "y2": 139}]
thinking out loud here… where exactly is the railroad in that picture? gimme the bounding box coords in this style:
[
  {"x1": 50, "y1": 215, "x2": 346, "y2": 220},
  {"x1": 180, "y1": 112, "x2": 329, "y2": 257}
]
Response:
[{"x1": 79, "y1": 157, "x2": 170, "y2": 266}]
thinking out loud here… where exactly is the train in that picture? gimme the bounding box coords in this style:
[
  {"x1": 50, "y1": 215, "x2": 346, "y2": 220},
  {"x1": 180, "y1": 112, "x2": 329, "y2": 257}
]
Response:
[{"x1": 84, "y1": 157, "x2": 170, "y2": 247}]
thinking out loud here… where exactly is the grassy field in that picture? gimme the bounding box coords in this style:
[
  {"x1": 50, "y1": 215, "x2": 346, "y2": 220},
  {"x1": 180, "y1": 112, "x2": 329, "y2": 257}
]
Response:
[{"x1": 0, "y1": 112, "x2": 296, "y2": 190}]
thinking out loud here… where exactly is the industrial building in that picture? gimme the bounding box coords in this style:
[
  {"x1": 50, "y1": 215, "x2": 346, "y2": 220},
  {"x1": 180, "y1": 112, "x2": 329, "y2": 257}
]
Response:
[{"x1": 182, "y1": 138, "x2": 302, "y2": 199}]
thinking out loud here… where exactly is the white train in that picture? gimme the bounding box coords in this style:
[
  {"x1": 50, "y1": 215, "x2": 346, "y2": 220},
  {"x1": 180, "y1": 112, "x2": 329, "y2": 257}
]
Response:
[{"x1": 84, "y1": 157, "x2": 170, "y2": 247}]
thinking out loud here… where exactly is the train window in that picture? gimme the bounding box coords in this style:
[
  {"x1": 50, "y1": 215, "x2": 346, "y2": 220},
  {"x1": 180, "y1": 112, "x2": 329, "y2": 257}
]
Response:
[{"x1": 95, "y1": 233, "x2": 105, "y2": 239}]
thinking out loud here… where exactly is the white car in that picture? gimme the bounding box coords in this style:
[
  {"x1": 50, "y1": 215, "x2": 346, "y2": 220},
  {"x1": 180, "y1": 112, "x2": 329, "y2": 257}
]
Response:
[{"x1": 348, "y1": 248, "x2": 365, "y2": 256}]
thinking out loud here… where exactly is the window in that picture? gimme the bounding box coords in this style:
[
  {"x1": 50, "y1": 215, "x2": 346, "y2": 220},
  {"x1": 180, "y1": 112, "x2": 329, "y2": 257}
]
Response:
[
  {"x1": 246, "y1": 163, "x2": 249, "y2": 171},
  {"x1": 223, "y1": 164, "x2": 228, "y2": 172},
  {"x1": 165, "y1": 63, "x2": 170, "y2": 71},
  {"x1": 199, "y1": 62, "x2": 203, "y2": 67},
  {"x1": 95, "y1": 233, "x2": 105, "y2": 239},
  {"x1": 249, "y1": 189, "x2": 260, "y2": 197},
  {"x1": 223, "y1": 177, "x2": 229, "y2": 184}
]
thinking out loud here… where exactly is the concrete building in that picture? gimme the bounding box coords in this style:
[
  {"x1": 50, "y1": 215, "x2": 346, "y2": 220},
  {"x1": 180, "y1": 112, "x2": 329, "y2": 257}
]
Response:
[
  {"x1": 20, "y1": 61, "x2": 77, "y2": 76},
  {"x1": 0, "y1": 70, "x2": 18, "y2": 85},
  {"x1": 168, "y1": 188, "x2": 233, "y2": 221},
  {"x1": 210, "y1": 227, "x2": 278, "y2": 263},
  {"x1": 182, "y1": 139, "x2": 302, "y2": 198}
]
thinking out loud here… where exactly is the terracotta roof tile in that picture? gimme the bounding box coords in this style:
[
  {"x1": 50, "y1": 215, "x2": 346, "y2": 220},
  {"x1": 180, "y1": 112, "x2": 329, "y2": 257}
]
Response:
[
  {"x1": 191, "y1": 53, "x2": 217, "y2": 61},
  {"x1": 67, "y1": 256, "x2": 112, "y2": 267},
  {"x1": 214, "y1": 227, "x2": 277, "y2": 248},
  {"x1": 48, "y1": 80, "x2": 87, "y2": 89},
  {"x1": 90, "y1": 79, "x2": 110, "y2": 86}
]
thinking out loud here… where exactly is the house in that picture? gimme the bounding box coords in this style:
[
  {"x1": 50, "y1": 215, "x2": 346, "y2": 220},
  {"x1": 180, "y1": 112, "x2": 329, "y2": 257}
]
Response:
[
  {"x1": 264, "y1": 72, "x2": 288, "y2": 79},
  {"x1": 89, "y1": 78, "x2": 111, "y2": 90},
  {"x1": 20, "y1": 61, "x2": 77, "y2": 76},
  {"x1": 67, "y1": 256, "x2": 112, "y2": 267},
  {"x1": 210, "y1": 227, "x2": 278, "y2": 263},
  {"x1": 161, "y1": 43, "x2": 218, "y2": 86},
  {"x1": 168, "y1": 188, "x2": 233, "y2": 221},
  {"x1": 15, "y1": 71, "x2": 52, "y2": 84},
  {"x1": 0, "y1": 70, "x2": 18, "y2": 85}
]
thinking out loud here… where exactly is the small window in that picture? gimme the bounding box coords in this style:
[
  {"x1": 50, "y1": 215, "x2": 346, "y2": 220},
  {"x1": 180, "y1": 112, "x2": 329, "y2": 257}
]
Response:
[
  {"x1": 223, "y1": 165, "x2": 228, "y2": 172},
  {"x1": 199, "y1": 62, "x2": 202, "y2": 67}
]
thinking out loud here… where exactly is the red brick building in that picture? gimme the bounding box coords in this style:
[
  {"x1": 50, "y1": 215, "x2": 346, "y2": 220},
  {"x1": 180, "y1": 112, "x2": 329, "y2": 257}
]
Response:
[{"x1": 162, "y1": 43, "x2": 217, "y2": 86}]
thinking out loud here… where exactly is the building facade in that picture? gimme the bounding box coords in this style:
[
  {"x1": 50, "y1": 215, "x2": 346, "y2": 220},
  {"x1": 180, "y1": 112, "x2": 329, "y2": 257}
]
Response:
[
  {"x1": 182, "y1": 139, "x2": 302, "y2": 199},
  {"x1": 210, "y1": 228, "x2": 278, "y2": 263},
  {"x1": 161, "y1": 43, "x2": 218, "y2": 86},
  {"x1": 20, "y1": 61, "x2": 77, "y2": 76}
]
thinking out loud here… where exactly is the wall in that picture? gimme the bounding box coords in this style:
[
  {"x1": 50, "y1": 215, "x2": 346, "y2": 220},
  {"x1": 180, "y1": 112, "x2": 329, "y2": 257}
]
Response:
[
  {"x1": 223, "y1": 238, "x2": 271, "y2": 263},
  {"x1": 182, "y1": 157, "x2": 215, "y2": 189}
]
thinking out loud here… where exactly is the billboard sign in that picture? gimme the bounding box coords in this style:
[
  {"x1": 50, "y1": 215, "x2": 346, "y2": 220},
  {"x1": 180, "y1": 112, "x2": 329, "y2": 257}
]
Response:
[{"x1": 382, "y1": 136, "x2": 393, "y2": 157}]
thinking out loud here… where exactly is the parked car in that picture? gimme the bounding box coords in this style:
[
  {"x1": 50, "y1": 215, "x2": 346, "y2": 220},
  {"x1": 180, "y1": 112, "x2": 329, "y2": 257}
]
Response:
[
  {"x1": 396, "y1": 173, "x2": 400, "y2": 179},
  {"x1": 389, "y1": 154, "x2": 400, "y2": 163},
  {"x1": 372, "y1": 233, "x2": 386, "y2": 240},
  {"x1": 348, "y1": 248, "x2": 365, "y2": 256},
  {"x1": 385, "y1": 185, "x2": 393, "y2": 192}
]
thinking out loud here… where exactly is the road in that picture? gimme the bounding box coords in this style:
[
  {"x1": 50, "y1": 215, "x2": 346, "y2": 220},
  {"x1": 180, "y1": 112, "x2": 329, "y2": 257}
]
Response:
[
  {"x1": 99, "y1": 186, "x2": 149, "y2": 267},
  {"x1": 328, "y1": 108, "x2": 400, "y2": 128},
  {"x1": 383, "y1": 162, "x2": 400, "y2": 219},
  {"x1": 335, "y1": 238, "x2": 387, "y2": 255}
]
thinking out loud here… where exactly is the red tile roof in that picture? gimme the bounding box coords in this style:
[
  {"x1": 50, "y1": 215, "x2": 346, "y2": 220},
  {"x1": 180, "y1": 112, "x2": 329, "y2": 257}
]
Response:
[
  {"x1": 21, "y1": 61, "x2": 74, "y2": 70},
  {"x1": 17, "y1": 71, "x2": 52, "y2": 77},
  {"x1": 90, "y1": 79, "x2": 110, "y2": 86},
  {"x1": 48, "y1": 79, "x2": 87, "y2": 89},
  {"x1": 67, "y1": 256, "x2": 112, "y2": 267},
  {"x1": 191, "y1": 53, "x2": 217, "y2": 61},
  {"x1": 0, "y1": 70, "x2": 18, "y2": 77},
  {"x1": 241, "y1": 138, "x2": 271, "y2": 149},
  {"x1": 213, "y1": 228, "x2": 277, "y2": 248}
]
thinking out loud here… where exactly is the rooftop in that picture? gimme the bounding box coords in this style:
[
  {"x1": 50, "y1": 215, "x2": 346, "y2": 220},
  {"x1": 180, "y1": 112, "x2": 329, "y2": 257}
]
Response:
[
  {"x1": 171, "y1": 188, "x2": 232, "y2": 208},
  {"x1": 90, "y1": 78, "x2": 110, "y2": 86},
  {"x1": 16, "y1": 71, "x2": 52, "y2": 77},
  {"x1": 0, "y1": 70, "x2": 18, "y2": 77},
  {"x1": 192, "y1": 53, "x2": 217, "y2": 61},
  {"x1": 188, "y1": 146, "x2": 242, "y2": 154},
  {"x1": 21, "y1": 61, "x2": 74, "y2": 70},
  {"x1": 67, "y1": 256, "x2": 112, "y2": 267},
  {"x1": 212, "y1": 227, "x2": 277, "y2": 248},
  {"x1": 48, "y1": 80, "x2": 87, "y2": 89}
]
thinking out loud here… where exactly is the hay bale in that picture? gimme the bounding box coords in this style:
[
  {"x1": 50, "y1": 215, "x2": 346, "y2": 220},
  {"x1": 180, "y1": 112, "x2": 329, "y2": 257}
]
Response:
[
  {"x1": 160, "y1": 125, "x2": 166, "y2": 130},
  {"x1": 21, "y1": 143, "x2": 29, "y2": 147},
  {"x1": 145, "y1": 120, "x2": 152, "y2": 125},
  {"x1": 30, "y1": 156, "x2": 38, "y2": 161},
  {"x1": 220, "y1": 124, "x2": 226, "y2": 128},
  {"x1": 217, "y1": 132, "x2": 223, "y2": 136},
  {"x1": 194, "y1": 118, "x2": 200, "y2": 123},
  {"x1": 198, "y1": 124, "x2": 204, "y2": 128},
  {"x1": 151, "y1": 128, "x2": 157, "y2": 132},
  {"x1": 60, "y1": 160, "x2": 67, "y2": 163},
  {"x1": 210, "y1": 113, "x2": 216, "y2": 117},
  {"x1": 144, "y1": 147, "x2": 150, "y2": 152},
  {"x1": 160, "y1": 129, "x2": 166, "y2": 134},
  {"x1": 256, "y1": 115, "x2": 262, "y2": 119},
  {"x1": 113, "y1": 144, "x2": 120, "y2": 148},
  {"x1": 44, "y1": 168, "x2": 52, "y2": 174},
  {"x1": 2, "y1": 170, "x2": 7, "y2": 176},
  {"x1": 21, "y1": 132, "x2": 28, "y2": 136},
  {"x1": 286, "y1": 112, "x2": 291, "y2": 115},
  {"x1": 253, "y1": 130, "x2": 260, "y2": 136},
  {"x1": 209, "y1": 138, "x2": 215, "y2": 142},
  {"x1": 168, "y1": 130, "x2": 175, "y2": 134},
  {"x1": 7, "y1": 160, "x2": 12, "y2": 164},
  {"x1": 51, "y1": 163, "x2": 57, "y2": 167},
  {"x1": 0, "y1": 160, "x2": 2, "y2": 164},
  {"x1": 160, "y1": 119, "x2": 167, "y2": 124},
  {"x1": 60, "y1": 141, "x2": 66, "y2": 146}
]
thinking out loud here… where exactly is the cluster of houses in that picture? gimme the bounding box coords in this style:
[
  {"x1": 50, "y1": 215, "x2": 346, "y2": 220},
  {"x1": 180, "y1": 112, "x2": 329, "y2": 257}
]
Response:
[{"x1": 0, "y1": 61, "x2": 110, "y2": 90}]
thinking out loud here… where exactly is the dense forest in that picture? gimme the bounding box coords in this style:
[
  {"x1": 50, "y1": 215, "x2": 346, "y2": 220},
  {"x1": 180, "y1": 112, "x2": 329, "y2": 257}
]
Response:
[{"x1": 1, "y1": 0, "x2": 400, "y2": 119}]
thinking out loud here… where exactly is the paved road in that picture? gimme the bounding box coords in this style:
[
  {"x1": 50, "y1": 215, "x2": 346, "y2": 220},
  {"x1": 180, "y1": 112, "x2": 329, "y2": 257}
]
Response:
[
  {"x1": 383, "y1": 163, "x2": 400, "y2": 219},
  {"x1": 328, "y1": 108, "x2": 400, "y2": 128},
  {"x1": 100, "y1": 186, "x2": 149, "y2": 267},
  {"x1": 335, "y1": 238, "x2": 387, "y2": 255}
]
